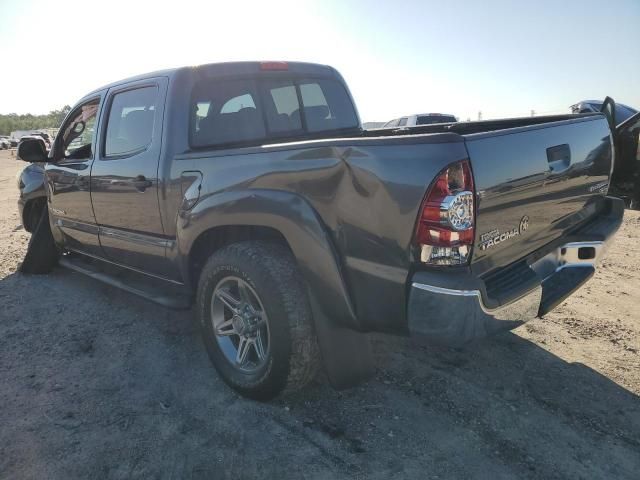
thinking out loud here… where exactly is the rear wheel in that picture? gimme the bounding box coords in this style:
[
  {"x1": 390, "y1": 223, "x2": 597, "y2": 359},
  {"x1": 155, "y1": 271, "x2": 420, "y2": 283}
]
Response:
[
  {"x1": 196, "y1": 241, "x2": 320, "y2": 400},
  {"x1": 20, "y1": 206, "x2": 59, "y2": 274}
]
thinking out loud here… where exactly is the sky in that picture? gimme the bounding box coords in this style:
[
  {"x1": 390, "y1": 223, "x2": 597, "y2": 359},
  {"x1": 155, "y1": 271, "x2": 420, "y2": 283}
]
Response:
[{"x1": 0, "y1": 0, "x2": 638, "y2": 122}]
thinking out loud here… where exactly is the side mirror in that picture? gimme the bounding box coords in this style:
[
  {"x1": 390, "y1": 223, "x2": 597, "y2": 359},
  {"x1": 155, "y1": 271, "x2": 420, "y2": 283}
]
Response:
[{"x1": 17, "y1": 139, "x2": 48, "y2": 163}]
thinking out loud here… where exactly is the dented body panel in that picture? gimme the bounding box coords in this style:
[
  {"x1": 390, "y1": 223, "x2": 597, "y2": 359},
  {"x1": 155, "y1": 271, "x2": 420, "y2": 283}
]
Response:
[{"x1": 17, "y1": 62, "x2": 624, "y2": 387}]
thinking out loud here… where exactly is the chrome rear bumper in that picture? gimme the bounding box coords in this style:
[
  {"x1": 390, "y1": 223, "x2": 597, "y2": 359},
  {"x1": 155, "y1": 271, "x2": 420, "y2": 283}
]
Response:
[
  {"x1": 409, "y1": 281, "x2": 542, "y2": 346},
  {"x1": 407, "y1": 197, "x2": 623, "y2": 346},
  {"x1": 529, "y1": 241, "x2": 607, "y2": 281}
]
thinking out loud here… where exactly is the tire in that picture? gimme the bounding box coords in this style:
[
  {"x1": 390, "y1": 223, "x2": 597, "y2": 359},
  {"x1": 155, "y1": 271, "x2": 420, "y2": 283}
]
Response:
[
  {"x1": 196, "y1": 241, "x2": 320, "y2": 400},
  {"x1": 19, "y1": 206, "x2": 59, "y2": 274}
]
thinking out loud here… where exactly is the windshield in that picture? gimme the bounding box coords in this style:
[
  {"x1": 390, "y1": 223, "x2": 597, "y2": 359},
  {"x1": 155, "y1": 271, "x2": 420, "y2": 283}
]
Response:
[{"x1": 416, "y1": 115, "x2": 457, "y2": 125}]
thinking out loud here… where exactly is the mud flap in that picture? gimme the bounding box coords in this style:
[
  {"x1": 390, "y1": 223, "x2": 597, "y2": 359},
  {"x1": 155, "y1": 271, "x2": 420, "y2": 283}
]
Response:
[{"x1": 308, "y1": 296, "x2": 374, "y2": 389}]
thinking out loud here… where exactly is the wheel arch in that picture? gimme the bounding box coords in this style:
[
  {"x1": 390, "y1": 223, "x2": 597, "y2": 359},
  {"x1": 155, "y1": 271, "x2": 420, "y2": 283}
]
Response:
[
  {"x1": 177, "y1": 188, "x2": 375, "y2": 389},
  {"x1": 18, "y1": 163, "x2": 47, "y2": 233},
  {"x1": 188, "y1": 224, "x2": 292, "y2": 288},
  {"x1": 178, "y1": 189, "x2": 358, "y2": 328},
  {"x1": 181, "y1": 189, "x2": 374, "y2": 388},
  {"x1": 21, "y1": 196, "x2": 47, "y2": 233}
]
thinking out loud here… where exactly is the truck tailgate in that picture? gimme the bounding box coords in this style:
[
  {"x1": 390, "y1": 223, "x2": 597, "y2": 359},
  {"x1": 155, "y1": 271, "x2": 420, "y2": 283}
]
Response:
[{"x1": 466, "y1": 115, "x2": 613, "y2": 276}]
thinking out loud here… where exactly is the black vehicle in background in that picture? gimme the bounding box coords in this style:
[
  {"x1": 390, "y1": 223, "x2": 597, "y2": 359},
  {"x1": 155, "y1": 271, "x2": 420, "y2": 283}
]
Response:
[
  {"x1": 610, "y1": 111, "x2": 640, "y2": 209},
  {"x1": 578, "y1": 98, "x2": 640, "y2": 209},
  {"x1": 571, "y1": 100, "x2": 637, "y2": 124},
  {"x1": 15, "y1": 61, "x2": 629, "y2": 400}
]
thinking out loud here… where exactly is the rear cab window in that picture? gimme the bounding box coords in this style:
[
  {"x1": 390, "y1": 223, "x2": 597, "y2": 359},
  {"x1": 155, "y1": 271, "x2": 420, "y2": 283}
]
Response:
[
  {"x1": 416, "y1": 115, "x2": 457, "y2": 125},
  {"x1": 190, "y1": 74, "x2": 359, "y2": 149}
]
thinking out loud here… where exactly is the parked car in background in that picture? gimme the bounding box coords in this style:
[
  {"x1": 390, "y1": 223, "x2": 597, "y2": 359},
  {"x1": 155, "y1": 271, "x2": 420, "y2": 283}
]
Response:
[
  {"x1": 31, "y1": 132, "x2": 52, "y2": 149},
  {"x1": 16, "y1": 61, "x2": 627, "y2": 400},
  {"x1": 383, "y1": 113, "x2": 457, "y2": 128},
  {"x1": 0, "y1": 136, "x2": 10, "y2": 149},
  {"x1": 571, "y1": 100, "x2": 637, "y2": 125}
]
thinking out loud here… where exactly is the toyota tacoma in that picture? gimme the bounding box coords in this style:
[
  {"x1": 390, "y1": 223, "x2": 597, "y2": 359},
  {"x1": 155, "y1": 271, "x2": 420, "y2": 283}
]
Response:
[{"x1": 17, "y1": 61, "x2": 630, "y2": 400}]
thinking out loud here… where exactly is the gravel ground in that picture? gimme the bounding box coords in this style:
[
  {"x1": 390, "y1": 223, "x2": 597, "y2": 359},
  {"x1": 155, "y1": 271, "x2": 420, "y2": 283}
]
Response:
[{"x1": 0, "y1": 150, "x2": 639, "y2": 479}]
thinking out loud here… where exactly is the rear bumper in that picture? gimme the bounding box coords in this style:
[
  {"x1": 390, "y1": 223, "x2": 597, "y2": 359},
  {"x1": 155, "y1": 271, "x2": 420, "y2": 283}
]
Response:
[{"x1": 407, "y1": 196, "x2": 624, "y2": 346}]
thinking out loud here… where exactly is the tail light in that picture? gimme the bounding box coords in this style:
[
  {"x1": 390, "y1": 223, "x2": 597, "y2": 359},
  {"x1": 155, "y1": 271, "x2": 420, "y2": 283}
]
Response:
[
  {"x1": 260, "y1": 61, "x2": 288, "y2": 71},
  {"x1": 414, "y1": 160, "x2": 475, "y2": 265}
]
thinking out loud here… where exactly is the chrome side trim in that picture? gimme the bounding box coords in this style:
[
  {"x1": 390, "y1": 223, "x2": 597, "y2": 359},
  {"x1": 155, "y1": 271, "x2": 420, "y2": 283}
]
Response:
[
  {"x1": 54, "y1": 218, "x2": 176, "y2": 249},
  {"x1": 411, "y1": 283, "x2": 479, "y2": 297},
  {"x1": 99, "y1": 226, "x2": 175, "y2": 249},
  {"x1": 55, "y1": 217, "x2": 100, "y2": 235}
]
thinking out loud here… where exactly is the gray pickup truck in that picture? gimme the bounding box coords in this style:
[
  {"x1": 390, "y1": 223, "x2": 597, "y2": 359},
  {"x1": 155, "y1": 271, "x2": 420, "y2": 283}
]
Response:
[{"x1": 17, "y1": 61, "x2": 632, "y2": 400}]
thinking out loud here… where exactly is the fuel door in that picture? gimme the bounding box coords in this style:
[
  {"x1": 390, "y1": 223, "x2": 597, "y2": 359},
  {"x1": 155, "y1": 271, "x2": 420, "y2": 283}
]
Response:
[{"x1": 180, "y1": 170, "x2": 203, "y2": 211}]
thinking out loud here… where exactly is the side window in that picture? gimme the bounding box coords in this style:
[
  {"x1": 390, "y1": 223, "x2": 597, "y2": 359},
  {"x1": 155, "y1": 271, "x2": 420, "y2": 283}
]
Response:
[
  {"x1": 264, "y1": 81, "x2": 302, "y2": 133},
  {"x1": 299, "y1": 80, "x2": 358, "y2": 132},
  {"x1": 192, "y1": 79, "x2": 265, "y2": 147},
  {"x1": 398, "y1": 117, "x2": 408, "y2": 127},
  {"x1": 61, "y1": 100, "x2": 99, "y2": 160},
  {"x1": 105, "y1": 86, "x2": 157, "y2": 157}
]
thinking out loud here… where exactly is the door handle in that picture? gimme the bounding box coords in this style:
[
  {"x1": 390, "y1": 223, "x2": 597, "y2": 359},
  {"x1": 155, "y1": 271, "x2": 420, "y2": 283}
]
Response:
[
  {"x1": 546, "y1": 144, "x2": 571, "y2": 174},
  {"x1": 132, "y1": 175, "x2": 152, "y2": 192}
]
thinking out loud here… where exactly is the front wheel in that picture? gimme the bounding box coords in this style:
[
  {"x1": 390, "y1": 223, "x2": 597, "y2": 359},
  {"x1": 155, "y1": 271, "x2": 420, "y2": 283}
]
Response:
[{"x1": 196, "y1": 241, "x2": 320, "y2": 400}]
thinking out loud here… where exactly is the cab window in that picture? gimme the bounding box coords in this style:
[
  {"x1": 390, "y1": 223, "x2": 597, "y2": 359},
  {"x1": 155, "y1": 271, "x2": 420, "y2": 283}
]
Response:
[
  {"x1": 60, "y1": 99, "x2": 99, "y2": 160},
  {"x1": 105, "y1": 86, "x2": 158, "y2": 157},
  {"x1": 192, "y1": 79, "x2": 266, "y2": 147},
  {"x1": 190, "y1": 76, "x2": 358, "y2": 149}
]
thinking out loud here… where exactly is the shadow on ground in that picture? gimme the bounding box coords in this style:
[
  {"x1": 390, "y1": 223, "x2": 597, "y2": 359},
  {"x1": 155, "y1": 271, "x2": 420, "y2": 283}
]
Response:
[{"x1": 0, "y1": 268, "x2": 638, "y2": 479}]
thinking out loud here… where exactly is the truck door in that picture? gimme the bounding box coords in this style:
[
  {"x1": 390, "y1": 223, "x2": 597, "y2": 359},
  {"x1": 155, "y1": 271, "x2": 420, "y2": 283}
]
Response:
[
  {"x1": 46, "y1": 95, "x2": 104, "y2": 256},
  {"x1": 90, "y1": 77, "x2": 172, "y2": 276},
  {"x1": 611, "y1": 111, "x2": 640, "y2": 209}
]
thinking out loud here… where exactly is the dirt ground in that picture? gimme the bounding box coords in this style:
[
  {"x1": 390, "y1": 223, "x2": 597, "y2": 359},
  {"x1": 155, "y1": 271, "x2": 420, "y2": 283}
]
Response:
[{"x1": 0, "y1": 149, "x2": 638, "y2": 479}]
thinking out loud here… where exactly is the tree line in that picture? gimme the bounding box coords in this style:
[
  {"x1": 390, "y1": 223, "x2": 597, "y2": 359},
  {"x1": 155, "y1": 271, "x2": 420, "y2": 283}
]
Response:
[{"x1": 0, "y1": 106, "x2": 71, "y2": 136}]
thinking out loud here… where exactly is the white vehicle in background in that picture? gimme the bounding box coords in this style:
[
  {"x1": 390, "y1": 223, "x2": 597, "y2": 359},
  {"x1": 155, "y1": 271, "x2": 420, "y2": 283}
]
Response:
[
  {"x1": 383, "y1": 113, "x2": 458, "y2": 128},
  {"x1": 19, "y1": 135, "x2": 48, "y2": 153},
  {"x1": 0, "y1": 136, "x2": 10, "y2": 149}
]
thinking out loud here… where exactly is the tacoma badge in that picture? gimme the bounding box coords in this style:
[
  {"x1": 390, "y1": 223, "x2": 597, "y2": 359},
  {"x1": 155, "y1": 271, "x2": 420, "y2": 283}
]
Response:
[{"x1": 478, "y1": 216, "x2": 529, "y2": 251}]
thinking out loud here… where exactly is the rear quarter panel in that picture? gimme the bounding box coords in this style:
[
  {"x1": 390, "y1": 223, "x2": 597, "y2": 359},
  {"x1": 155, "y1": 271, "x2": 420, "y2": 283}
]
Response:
[{"x1": 170, "y1": 134, "x2": 468, "y2": 332}]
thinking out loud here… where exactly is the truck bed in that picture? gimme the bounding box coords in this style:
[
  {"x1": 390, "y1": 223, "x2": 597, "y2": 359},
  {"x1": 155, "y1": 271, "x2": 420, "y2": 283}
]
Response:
[
  {"x1": 362, "y1": 113, "x2": 601, "y2": 137},
  {"x1": 171, "y1": 113, "x2": 614, "y2": 334}
]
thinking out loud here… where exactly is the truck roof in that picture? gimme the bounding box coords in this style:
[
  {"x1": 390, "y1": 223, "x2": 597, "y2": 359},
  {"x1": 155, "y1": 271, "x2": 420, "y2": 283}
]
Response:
[{"x1": 85, "y1": 61, "x2": 337, "y2": 98}]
